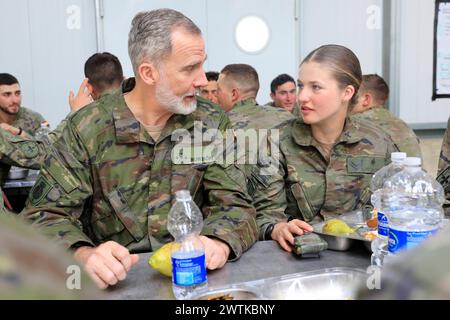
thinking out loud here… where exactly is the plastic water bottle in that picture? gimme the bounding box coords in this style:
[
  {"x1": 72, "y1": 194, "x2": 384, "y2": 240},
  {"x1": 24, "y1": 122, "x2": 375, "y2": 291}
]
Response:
[
  {"x1": 167, "y1": 190, "x2": 207, "y2": 300},
  {"x1": 383, "y1": 157, "x2": 444, "y2": 256},
  {"x1": 35, "y1": 121, "x2": 51, "y2": 144},
  {"x1": 370, "y1": 152, "x2": 406, "y2": 267}
]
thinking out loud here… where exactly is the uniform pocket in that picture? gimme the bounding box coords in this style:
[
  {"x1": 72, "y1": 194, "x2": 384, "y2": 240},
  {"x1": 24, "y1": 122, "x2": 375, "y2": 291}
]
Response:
[{"x1": 290, "y1": 183, "x2": 316, "y2": 222}]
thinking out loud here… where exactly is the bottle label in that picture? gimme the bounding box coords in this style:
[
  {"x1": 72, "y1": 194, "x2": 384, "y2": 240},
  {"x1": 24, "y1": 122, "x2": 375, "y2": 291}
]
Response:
[
  {"x1": 172, "y1": 254, "x2": 207, "y2": 286},
  {"x1": 388, "y1": 227, "x2": 438, "y2": 253},
  {"x1": 377, "y1": 211, "x2": 389, "y2": 237}
]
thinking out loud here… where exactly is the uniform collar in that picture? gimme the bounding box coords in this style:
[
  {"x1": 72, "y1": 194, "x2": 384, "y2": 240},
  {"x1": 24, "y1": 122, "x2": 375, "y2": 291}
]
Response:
[
  {"x1": 231, "y1": 98, "x2": 258, "y2": 111},
  {"x1": 113, "y1": 77, "x2": 195, "y2": 144},
  {"x1": 291, "y1": 117, "x2": 364, "y2": 147}
]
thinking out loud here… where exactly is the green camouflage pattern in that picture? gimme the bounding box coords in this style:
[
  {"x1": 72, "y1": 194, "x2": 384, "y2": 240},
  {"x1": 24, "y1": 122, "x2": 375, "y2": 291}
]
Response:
[
  {"x1": 264, "y1": 101, "x2": 300, "y2": 116},
  {"x1": 0, "y1": 211, "x2": 101, "y2": 299},
  {"x1": 227, "y1": 98, "x2": 294, "y2": 239},
  {"x1": 0, "y1": 129, "x2": 47, "y2": 183},
  {"x1": 12, "y1": 106, "x2": 46, "y2": 136},
  {"x1": 352, "y1": 107, "x2": 421, "y2": 158},
  {"x1": 293, "y1": 233, "x2": 328, "y2": 256},
  {"x1": 21, "y1": 78, "x2": 258, "y2": 260},
  {"x1": 437, "y1": 116, "x2": 450, "y2": 216},
  {"x1": 358, "y1": 224, "x2": 450, "y2": 300},
  {"x1": 251, "y1": 116, "x2": 397, "y2": 235}
]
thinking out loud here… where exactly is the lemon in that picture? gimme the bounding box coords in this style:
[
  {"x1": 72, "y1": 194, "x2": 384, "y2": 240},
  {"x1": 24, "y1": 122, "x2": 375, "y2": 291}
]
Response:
[
  {"x1": 322, "y1": 219, "x2": 355, "y2": 235},
  {"x1": 148, "y1": 242, "x2": 180, "y2": 277}
]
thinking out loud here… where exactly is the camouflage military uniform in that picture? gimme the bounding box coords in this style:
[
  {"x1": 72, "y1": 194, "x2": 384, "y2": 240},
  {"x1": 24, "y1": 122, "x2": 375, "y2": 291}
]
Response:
[
  {"x1": 437, "y1": 116, "x2": 450, "y2": 216},
  {"x1": 352, "y1": 107, "x2": 421, "y2": 158},
  {"x1": 12, "y1": 106, "x2": 46, "y2": 136},
  {"x1": 264, "y1": 101, "x2": 300, "y2": 117},
  {"x1": 227, "y1": 99, "x2": 295, "y2": 240},
  {"x1": 0, "y1": 129, "x2": 47, "y2": 183},
  {"x1": 358, "y1": 224, "x2": 450, "y2": 299},
  {"x1": 21, "y1": 78, "x2": 258, "y2": 260},
  {"x1": 0, "y1": 209, "x2": 101, "y2": 299},
  {"x1": 252, "y1": 117, "x2": 397, "y2": 236}
]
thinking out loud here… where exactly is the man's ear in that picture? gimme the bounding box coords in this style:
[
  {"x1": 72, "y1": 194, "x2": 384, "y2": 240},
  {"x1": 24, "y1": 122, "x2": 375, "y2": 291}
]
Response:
[
  {"x1": 360, "y1": 92, "x2": 374, "y2": 111},
  {"x1": 138, "y1": 62, "x2": 159, "y2": 86},
  {"x1": 231, "y1": 88, "x2": 240, "y2": 104},
  {"x1": 270, "y1": 92, "x2": 275, "y2": 101}
]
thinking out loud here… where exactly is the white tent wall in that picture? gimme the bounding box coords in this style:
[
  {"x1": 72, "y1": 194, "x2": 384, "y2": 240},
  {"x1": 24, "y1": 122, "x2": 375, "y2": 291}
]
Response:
[{"x1": 0, "y1": 0, "x2": 448, "y2": 128}]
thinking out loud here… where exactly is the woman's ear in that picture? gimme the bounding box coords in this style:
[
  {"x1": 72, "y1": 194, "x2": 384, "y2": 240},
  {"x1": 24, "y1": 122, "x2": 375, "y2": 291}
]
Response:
[
  {"x1": 342, "y1": 85, "x2": 356, "y2": 103},
  {"x1": 138, "y1": 62, "x2": 159, "y2": 86}
]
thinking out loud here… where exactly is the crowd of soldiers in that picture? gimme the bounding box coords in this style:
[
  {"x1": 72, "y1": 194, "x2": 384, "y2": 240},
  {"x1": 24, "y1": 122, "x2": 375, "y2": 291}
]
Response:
[{"x1": 0, "y1": 8, "x2": 449, "y2": 299}]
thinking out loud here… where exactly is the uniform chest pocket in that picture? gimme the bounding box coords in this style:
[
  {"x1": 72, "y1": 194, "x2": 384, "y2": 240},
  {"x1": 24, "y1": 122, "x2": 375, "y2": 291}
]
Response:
[
  {"x1": 91, "y1": 189, "x2": 146, "y2": 242},
  {"x1": 172, "y1": 163, "x2": 208, "y2": 198},
  {"x1": 346, "y1": 156, "x2": 386, "y2": 174}
]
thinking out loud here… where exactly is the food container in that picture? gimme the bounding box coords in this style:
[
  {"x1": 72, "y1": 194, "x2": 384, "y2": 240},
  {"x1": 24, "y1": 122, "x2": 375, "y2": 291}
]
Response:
[
  {"x1": 312, "y1": 211, "x2": 376, "y2": 251},
  {"x1": 7, "y1": 167, "x2": 29, "y2": 180},
  {"x1": 264, "y1": 267, "x2": 367, "y2": 300},
  {"x1": 191, "y1": 286, "x2": 261, "y2": 300}
]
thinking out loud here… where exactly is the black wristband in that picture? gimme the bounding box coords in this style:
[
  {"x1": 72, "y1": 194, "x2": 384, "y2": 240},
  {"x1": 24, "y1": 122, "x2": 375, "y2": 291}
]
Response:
[
  {"x1": 264, "y1": 223, "x2": 275, "y2": 241},
  {"x1": 70, "y1": 241, "x2": 94, "y2": 251},
  {"x1": 17, "y1": 127, "x2": 22, "y2": 135}
]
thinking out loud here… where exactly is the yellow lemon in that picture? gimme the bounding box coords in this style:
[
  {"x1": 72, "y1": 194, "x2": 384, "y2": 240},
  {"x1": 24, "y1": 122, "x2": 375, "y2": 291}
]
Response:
[
  {"x1": 148, "y1": 242, "x2": 180, "y2": 277},
  {"x1": 322, "y1": 219, "x2": 355, "y2": 235}
]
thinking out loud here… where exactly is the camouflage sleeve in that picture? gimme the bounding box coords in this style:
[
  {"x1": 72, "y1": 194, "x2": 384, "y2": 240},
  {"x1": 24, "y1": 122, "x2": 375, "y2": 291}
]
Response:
[
  {"x1": 48, "y1": 118, "x2": 68, "y2": 145},
  {"x1": 438, "y1": 117, "x2": 450, "y2": 216},
  {"x1": 0, "y1": 129, "x2": 46, "y2": 169},
  {"x1": 200, "y1": 113, "x2": 259, "y2": 261},
  {"x1": 20, "y1": 119, "x2": 95, "y2": 249}
]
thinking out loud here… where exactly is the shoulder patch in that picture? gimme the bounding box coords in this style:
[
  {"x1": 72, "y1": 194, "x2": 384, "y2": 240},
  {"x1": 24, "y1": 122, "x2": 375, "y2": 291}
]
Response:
[
  {"x1": 20, "y1": 141, "x2": 39, "y2": 159},
  {"x1": 30, "y1": 176, "x2": 52, "y2": 206}
]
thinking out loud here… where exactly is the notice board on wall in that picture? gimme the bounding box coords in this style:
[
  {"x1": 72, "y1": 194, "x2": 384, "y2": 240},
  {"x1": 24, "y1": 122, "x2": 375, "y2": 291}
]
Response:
[{"x1": 433, "y1": 0, "x2": 450, "y2": 100}]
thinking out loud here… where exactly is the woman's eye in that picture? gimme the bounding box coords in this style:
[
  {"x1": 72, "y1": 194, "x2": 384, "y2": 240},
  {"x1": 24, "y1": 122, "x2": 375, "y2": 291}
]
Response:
[{"x1": 312, "y1": 85, "x2": 321, "y2": 91}]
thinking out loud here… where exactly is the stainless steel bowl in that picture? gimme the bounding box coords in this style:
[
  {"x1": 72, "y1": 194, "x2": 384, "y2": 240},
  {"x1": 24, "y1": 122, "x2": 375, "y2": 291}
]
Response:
[
  {"x1": 7, "y1": 167, "x2": 29, "y2": 180},
  {"x1": 265, "y1": 267, "x2": 367, "y2": 300},
  {"x1": 192, "y1": 287, "x2": 261, "y2": 300}
]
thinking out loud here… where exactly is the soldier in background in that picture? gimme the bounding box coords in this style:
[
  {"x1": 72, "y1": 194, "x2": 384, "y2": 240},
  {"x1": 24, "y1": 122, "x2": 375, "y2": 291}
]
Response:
[
  {"x1": 265, "y1": 73, "x2": 298, "y2": 114},
  {"x1": 21, "y1": 9, "x2": 258, "y2": 289},
  {"x1": 0, "y1": 73, "x2": 46, "y2": 136},
  {"x1": 252, "y1": 45, "x2": 397, "y2": 252},
  {"x1": 437, "y1": 116, "x2": 449, "y2": 216},
  {"x1": 351, "y1": 74, "x2": 421, "y2": 158},
  {"x1": 199, "y1": 71, "x2": 219, "y2": 104},
  {"x1": 216, "y1": 64, "x2": 294, "y2": 203}
]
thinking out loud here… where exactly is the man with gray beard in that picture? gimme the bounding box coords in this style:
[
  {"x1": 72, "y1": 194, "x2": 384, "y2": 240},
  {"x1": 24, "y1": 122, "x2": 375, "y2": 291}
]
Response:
[{"x1": 21, "y1": 9, "x2": 258, "y2": 289}]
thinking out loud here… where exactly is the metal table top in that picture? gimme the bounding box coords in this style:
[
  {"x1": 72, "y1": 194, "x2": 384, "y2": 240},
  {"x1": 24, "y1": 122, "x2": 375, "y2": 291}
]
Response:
[{"x1": 107, "y1": 240, "x2": 370, "y2": 300}]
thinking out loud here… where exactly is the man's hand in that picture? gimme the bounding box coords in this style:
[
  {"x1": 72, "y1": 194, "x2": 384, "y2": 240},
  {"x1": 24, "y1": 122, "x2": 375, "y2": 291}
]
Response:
[
  {"x1": 68, "y1": 78, "x2": 93, "y2": 112},
  {"x1": 199, "y1": 236, "x2": 231, "y2": 270},
  {"x1": 73, "y1": 241, "x2": 139, "y2": 289},
  {"x1": 271, "y1": 219, "x2": 314, "y2": 252},
  {"x1": 0, "y1": 123, "x2": 26, "y2": 137}
]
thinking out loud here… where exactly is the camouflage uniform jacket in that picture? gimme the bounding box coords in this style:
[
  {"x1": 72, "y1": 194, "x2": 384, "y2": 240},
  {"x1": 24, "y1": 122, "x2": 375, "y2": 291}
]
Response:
[
  {"x1": 252, "y1": 117, "x2": 397, "y2": 236},
  {"x1": 12, "y1": 106, "x2": 45, "y2": 136},
  {"x1": 21, "y1": 78, "x2": 258, "y2": 260},
  {"x1": 0, "y1": 212, "x2": 101, "y2": 299},
  {"x1": 352, "y1": 107, "x2": 421, "y2": 158},
  {"x1": 437, "y1": 116, "x2": 450, "y2": 216},
  {"x1": 0, "y1": 129, "x2": 47, "y2": 183},
  {"x1": 264, "y1": 101, "x2": 300, "y2": 117},
  {"x1": 227, "y1": 98, "x2": 294, "y2": 239}
]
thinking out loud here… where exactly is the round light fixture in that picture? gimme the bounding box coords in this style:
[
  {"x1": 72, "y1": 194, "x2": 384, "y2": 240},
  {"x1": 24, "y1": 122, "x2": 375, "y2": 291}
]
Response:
[{"x1": 235, "y1": 16, "x2": 270, "y2": 54}]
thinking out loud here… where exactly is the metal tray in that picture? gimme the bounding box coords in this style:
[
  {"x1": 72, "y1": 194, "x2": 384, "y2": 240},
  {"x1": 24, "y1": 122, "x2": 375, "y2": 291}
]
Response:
[
  {"x1": 312, "y1": 213, "x2": 375, "y2": 251},
  {"x1": 192, "y1": 267, "x2": 367, "y2": 300}
]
